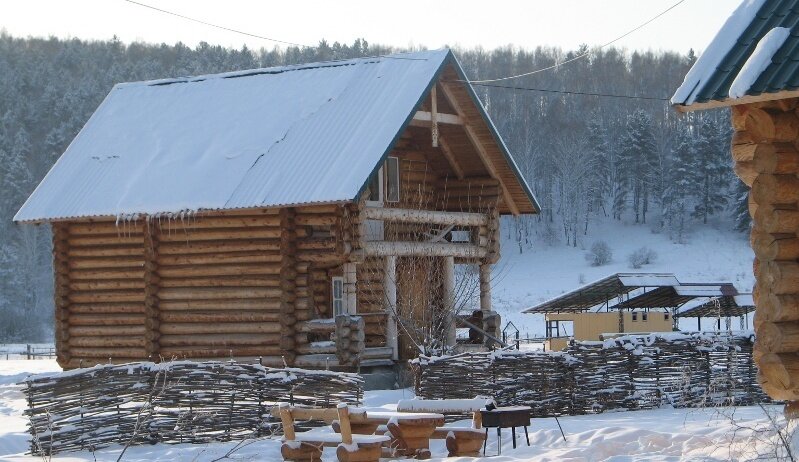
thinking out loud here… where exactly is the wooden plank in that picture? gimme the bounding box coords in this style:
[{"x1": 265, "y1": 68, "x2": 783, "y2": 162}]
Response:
[
  {"x1": 411, "y1": 111, "x2": 462, "y2": 125},
  {"x1": 362, "y1": 241, "x2": 487, "y2": 258},
  {"x1": 363, "y1": 206, "x2": 487, "y2": 226}
]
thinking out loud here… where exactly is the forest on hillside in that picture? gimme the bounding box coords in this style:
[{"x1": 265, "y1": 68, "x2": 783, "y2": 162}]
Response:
[{"x1": 0, "y1": 34, "x2": 746, "y2": 341}]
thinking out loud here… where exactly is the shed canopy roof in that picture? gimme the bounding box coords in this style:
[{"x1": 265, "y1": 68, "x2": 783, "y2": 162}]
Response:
[
  {"x1": 15, "y1": 49, "x2": 538, "y2": 223},
  {"x1": 522, "y1": 273, "x2": 680, "y2": 314},
  {"x1": 672, "y1": 0, "x2": 799, "y2": 111},
  {"x1": 613, "y1": 283, "x2": 739, "y2": 309},
  {"x1": 676, "y1": 294, "x2": 756, "y2": 318}
]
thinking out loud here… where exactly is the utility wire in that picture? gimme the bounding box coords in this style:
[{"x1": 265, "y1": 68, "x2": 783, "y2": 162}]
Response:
[
  {"x1": 467, "y1": 0, "x2": 687, "y2": 83},
  {"x1": 467, "y1": 81, "x2": 670, "y2": 102},
  {"x1": 121, "y1": 0, "x2": 314, "y2": 48}
]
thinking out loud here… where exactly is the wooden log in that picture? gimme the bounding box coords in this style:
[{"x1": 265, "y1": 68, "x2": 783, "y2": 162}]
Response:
[
  {"x1": 159, "y1": 346, "x2": 283, "y2": 358},
  {"x1": 296, "y1": 319, "x2": 337, "y2": 333},
  {"x1": 67, "y1": 246, "x2": 144, "y2": 258},
  {"x1": 759, "y1": 293, "x2": 799, "y2": 323},
  {"x1": 69, "y1": 303, "x2": 146, "y2": 314},
  {"x1": 363, "y1": 206, "x2": 488, "y2": 226},
  {"x1": 158, "y1": 299, "x2": 281, "y2": 311},
  {"x1": 69, "y1": 268, "x2": 145, "y2": 280},
  {"x1": 754, "y1": 143, "x2": 798, "y2": 174},
  {"x1": 754, "y1": 206, "x2": 799, "y2": 234},
  {"x1": 156, "y1": 228, "x2": 287, "y2": 242},
  {"x1": 159, "y1": 322, "x2": 282, "y2": 335},
  {"x1": 763, "y1": 261, "x2": 799, "y2": 294},
  {"x1": 281, "y1": 442, "x2": 322, "y2": 462},
  {"x1": 158, "y1": 275, "x2": 281, "y2": 288},
  {"x1": 158, "y1": 333, "x2": 280, "y2": 347},
  {"x1": 67, "y1": 236, "x2": 143, "y2": 247},
  {"x1": 157, "y1": 252, "x2": 281, "y2": 266},
  {"x1": 68, "y1": 257, "x2": 144, "y2": 270},
  {"x1": 733, "y1": 160, "x2": 757, "y2": 187},
  {"x1": 156, "y1": 239, "x2": 280, "y2": 255},
  {"x1": 759, "y1": 352, "x2": 799, "y2": 390},
  {"x1": 159, "y1": 311, "x2": 282, "y2": 323},
  {"x1": 362, "y1": 241, "x2": 487, "y2": 258},
  {"x1": 69, "y1": 291, "x2": 143, "y2": 304},
  {"x1": 751, "y1": 174, "x2": 799, "y2": 205},
  {"x1": 68, "y1": 336, "x2": 147, "y2": 348},
  {"x1": 752, "y1": 233, "x2": 799, "y2": 262},
  {"x1": 68, "y1": 314, "x2": 143, "y2": 326},
  {"x1": 156, "y1": 263, "x2": 281, "y2": 278},
  {"x1": 157, "y1": 287, "x2": 281, "y2": 301},
  {"x1": 68, "y1": 280, "x2": 144, "y2": 291},
  {"x1": 163, "y1": 215, "x2": 280, "y2": 229},
  {"x1": 68, "y1": 222, "x2": 143, "y2": 235},
  {"x1": 68, "y1": 325, "x2": 147, "y2": 337},
  {"x1": 69, "y1": 347, "x2": 146, "y2": 358},
  {"x1": 758, "y1": 321, "x2": 799, "y2": 353},
  {"x1": 296, "y1": 343, "x2": 337, "y2": 354}
]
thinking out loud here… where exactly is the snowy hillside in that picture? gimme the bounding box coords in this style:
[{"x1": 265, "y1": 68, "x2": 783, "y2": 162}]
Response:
[{"x1": 492, "y1": 218, "x2": 754, "y2": 338}]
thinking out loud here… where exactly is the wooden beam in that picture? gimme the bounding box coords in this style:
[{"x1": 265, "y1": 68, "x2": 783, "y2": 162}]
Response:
[
  {"x1": 675, "y1": 89, "x2": 799, "y2": 113},
  {"x1": 384, "y1": 256, "x2": 398, "y2": 361},
  {"x1": 411, "y1": 111, "x2": 462, "y2": 125},
  {"x1": 363, "y1": 241, "x2": 487, "y2": 258},
  {"x1": 363, "y1": 206, "x2": 488, "y2": 226},
  {"x1": 439, "y1": 82, "x2": 520, "y2": 215},
  {"x1": 438, "y1": 135, "x2": 465, "y2": 180}
]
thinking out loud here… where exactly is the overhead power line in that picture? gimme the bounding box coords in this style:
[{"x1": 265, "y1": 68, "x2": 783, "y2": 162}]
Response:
[
  {"x1": 467, "y1": 0, "x2": 687, "y2": 84},
  {"x1": 121, "y1": 0, "x2": 313, "y2": 48},
  {"x1": 467, "y1": 82, "x2": 670, "y2": 102}
]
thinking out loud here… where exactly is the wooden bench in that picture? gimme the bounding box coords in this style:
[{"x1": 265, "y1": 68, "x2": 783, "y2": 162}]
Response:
[
  {"x1": 278, "y1": 403, "x2": 389, "y2": 462},
  {"x1": 396, "y1": 398, "x2": 494, "y2": 457}
]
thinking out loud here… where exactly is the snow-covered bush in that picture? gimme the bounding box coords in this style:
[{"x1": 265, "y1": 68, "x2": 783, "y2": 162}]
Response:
[
  {"x1": 628, "y1": 247, "x2": 657, "y2": 269},
  {"x1": 585, "y1": 241, "x2": 613, "y2": 267}
]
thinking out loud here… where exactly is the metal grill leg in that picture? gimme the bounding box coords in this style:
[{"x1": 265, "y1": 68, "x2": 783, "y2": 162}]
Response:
[{"x1": 512, "y1": 426, "x2": 517, "y2": 448}]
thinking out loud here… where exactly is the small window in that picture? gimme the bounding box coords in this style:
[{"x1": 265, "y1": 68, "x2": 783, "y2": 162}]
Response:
[
  {"x1": 386, "y1": 157, "x2": 400, "y2": 203},
  {"x1": 642, "y1": 312, "x2": 648, "y2": 322},
  {"x1": 631, "y1": 312, "x2": 638, "y2": 322},
  {"x1": 331, "y1": 277, "x2": 344, "y2": 317},
  {"x1": 664, "y1": 313, "x2": 670, "y2": 321}
]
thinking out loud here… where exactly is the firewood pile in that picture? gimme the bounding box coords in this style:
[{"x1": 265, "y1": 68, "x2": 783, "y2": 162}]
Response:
[
  {"x1": 411, "y1": 332, "x2": 769, "y2": 418},
  {"x1": 23, "y1": 360, "x2": 363, "y2": 455}
]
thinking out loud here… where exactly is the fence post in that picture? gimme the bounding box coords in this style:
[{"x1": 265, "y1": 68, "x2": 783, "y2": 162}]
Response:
[{"x1": 27, "y1": 344, "x2": 31, "y2": 360}]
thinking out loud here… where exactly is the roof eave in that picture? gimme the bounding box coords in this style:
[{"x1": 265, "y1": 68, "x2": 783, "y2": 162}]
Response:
[{"x1": 674, "y1": 88, "x2": 799, "y2": 112}]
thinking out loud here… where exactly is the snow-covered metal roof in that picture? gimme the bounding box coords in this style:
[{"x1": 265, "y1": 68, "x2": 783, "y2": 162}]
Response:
[
  {"x1": 16, "y1": 49, "x2": 537, "y2": 223},
  {"x1": 672, "y1": 0, "x2": 799, "y2": 110}
]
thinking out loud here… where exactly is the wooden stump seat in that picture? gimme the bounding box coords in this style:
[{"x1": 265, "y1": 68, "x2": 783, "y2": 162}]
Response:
[
  {"x1": 395, "y1": 397, "x2": 492, "y2": 457},
  {"x1": 278, "y1": 403, "x2": 389, "y2": 462}
]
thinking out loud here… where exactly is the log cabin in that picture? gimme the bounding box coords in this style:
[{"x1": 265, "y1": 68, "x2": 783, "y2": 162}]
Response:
[
  {"x1": 671, "y1": 0, "x2": 799, "y2": 404},
  {"x1": 14, "y1": 49, "x2": 539, "y2": 371}
]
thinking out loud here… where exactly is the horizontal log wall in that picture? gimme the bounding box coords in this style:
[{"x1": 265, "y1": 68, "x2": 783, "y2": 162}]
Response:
[
  {"x1": 356, "y1": 257, "x2": 387, "y2": 347},
  {"x1": 55, "y1": 221, "x2": 148, "y2": 369},
  {"x1": 730, "y1": 100, "x2": 799, "y2": 401},
  {"x1": 54, "y1": 205, "x2": 353, "y2": 369}
]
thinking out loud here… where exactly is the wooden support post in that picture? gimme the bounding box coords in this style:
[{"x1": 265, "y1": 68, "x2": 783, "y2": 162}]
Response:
[
  {"x1": 479, "y1": 264, "x2": 491, "y2": 312},
  {"x1": 444, "y1": 256, "x2": 456, "y2": 347},
  {"x1": 143, "y1": 222, "x2": 161, "y2": 360},
  {"x1": 384, "y1": 256, "x2": 398, "y2": 361},
  {"x1": 343, "y1": 262, "x2": 357, "y2": 315}
]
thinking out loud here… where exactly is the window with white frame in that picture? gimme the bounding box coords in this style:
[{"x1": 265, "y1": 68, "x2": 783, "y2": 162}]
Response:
[
  {"x1": 331, "y1": 277, "x2": 344, "y2": 317},
  {"x1": 366, "y1": 157, "x2": 400, "y2": 204},
  {"x1": 386, "y1": 156, "x2": 400, "y2": 203}
]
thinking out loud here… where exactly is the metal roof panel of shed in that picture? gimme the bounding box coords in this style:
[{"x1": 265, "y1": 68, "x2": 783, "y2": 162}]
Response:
[{"x1": 522, "y1": 273, "x2": 680, "y2": 314}]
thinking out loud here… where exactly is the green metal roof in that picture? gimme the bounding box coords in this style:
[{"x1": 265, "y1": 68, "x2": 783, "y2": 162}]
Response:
[{"x1": 674, "y1": 0, "x2": 799, "y2": 109}]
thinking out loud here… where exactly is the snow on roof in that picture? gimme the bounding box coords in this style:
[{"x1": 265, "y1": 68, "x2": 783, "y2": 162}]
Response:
[
  {"x1": 616, "y1": 273, "x2": 681, "y2": 287},
  {"x1": 14, "y1": 50, "x2": 451, "y2": 222},
  {"x1": 671, "y1": 0, "x2": 767, "y2": 106},
  {"x1": 729, "y1": 26, "x2": 791, "y2": 98}
]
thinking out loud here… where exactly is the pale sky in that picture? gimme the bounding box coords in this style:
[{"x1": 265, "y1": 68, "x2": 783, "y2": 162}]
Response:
[{"x1": 1, "y1": 0, "x2": 740, "y2": 54}]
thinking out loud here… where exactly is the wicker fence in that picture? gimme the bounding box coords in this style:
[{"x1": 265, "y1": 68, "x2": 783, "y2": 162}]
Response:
[
  {"x1": 411, "y1": 332, "x2": 770, "y2": 417},
  {"x1": 23, "y1": 360, "x2": 363, "y2": 455}
]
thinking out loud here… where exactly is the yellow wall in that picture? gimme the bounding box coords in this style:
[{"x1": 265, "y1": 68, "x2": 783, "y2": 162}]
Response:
[{"x1": 545, "y1": 311, "x2": 673, "y2": 351}]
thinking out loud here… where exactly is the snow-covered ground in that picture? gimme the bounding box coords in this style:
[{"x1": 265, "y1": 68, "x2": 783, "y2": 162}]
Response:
[
  {"x1": 0, "y1": 359, "x2": 793, "y2": 461},
  {"x1": 493, "y1": 219, "x2": 754, "y2": 338}
]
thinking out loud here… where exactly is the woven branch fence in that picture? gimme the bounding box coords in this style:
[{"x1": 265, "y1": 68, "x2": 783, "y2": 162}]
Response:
[
  {"x1": 23, "y1": 360, "x2": 363, "y2": 455},
  {"x1": 411, "y1": 332, "x2": 770, "y2": 418}
]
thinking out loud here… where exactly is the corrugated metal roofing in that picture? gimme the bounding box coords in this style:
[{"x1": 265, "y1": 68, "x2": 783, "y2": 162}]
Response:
[
  {"x1": 522, "y1": 273, "x2": 680, "y2": 314},
  {"x1": 675, "y1": 294, "x2": 755, "y2": 318},
  {"x1": 14, "y1": 49, "x2": 537, "y2": 223},
  {"x1": 673, "y1": 0, "x2": 799, "y2": 108}
]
